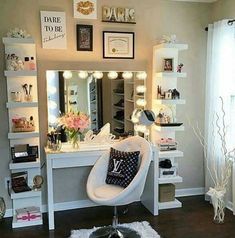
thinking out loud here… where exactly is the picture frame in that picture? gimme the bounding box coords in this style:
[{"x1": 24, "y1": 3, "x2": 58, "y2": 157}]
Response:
[
  {"x1": 73, "y1": 0, "x2": 97, "y2": 19},
  {"x1": 103, "y1": 31, "x2": 135, "y2": 59},
  {"x1": 76, "y1": 24, "x2": 93, "y2": 51},
  {"x1": 163, "y1": 58, "x2": 174, "y2": 71}
]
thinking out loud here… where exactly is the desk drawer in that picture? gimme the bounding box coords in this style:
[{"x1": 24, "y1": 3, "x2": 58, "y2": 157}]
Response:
[{"x1": 52, "y1": 151, "x2": 105, "y2": 168}]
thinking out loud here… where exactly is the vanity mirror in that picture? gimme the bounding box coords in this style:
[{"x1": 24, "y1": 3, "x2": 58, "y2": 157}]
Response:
[{"x1": 46, "y1": 70, "x2": 147, "y2": 138}]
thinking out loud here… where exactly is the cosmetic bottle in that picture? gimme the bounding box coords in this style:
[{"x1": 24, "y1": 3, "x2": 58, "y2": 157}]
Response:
[{"x1": 29, "y1": 57, "x2": 36, "y2": 70}]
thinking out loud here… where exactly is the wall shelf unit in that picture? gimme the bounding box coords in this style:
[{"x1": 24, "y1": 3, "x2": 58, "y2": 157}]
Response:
[
  {"x1": 3, "y1": 37, "x2": 42, "y2": 228},
  {"x1": 159, "y1": 199, "x2": 182, "y2": 210},
  {"x1": 156, "y1": 72, "x2": 187, "y2": 78},
  {"x1": 159, "y1": 150, "x2": 184, "y2": 159},
  {"x1": 4, "y1": 70, "x2": 37, "y2": 77},
  {"x1": 6, "y1": 102, "x2": 38, "y2": 108},
  {"x1": 151, "y1": 42, "x2": 188, "y2": 211},
  {"x1": 158, "y1": 176, "x2": 183, "y2": 184},
  {"x1": 8, "y1": 132, "x2": 40, "y2": 139}
]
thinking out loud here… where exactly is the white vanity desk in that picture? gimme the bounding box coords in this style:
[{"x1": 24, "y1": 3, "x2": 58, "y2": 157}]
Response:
[{"x1": 45, "y1": 142, "x2": 159, "y2": 230}]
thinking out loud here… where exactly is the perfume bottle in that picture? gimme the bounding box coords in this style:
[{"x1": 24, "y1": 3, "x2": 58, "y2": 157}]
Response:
[
  {"x1": 24, "y1": 57, "x2": 30, "y2": 70},
  {"x1": 29, "y1": 57, "x2": 36, "y2": 70}
]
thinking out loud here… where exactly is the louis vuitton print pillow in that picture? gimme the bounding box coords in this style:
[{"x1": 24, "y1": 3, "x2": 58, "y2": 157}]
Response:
[{"x1": 105, "y1": 147, "x2": 140, "y2": 188}]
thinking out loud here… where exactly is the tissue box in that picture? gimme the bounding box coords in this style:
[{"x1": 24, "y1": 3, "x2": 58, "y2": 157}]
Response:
[{"x1": 159, "y1": 166, "x2": 177, "y2": 178}]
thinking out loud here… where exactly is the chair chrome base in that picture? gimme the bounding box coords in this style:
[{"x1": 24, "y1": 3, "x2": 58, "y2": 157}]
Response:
[{"x1": 89, "y1": 226, "x2": 141, "y2": 238}]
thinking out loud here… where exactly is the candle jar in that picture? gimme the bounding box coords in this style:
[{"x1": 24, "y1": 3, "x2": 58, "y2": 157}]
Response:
[{"x1": 11, "y1": 92, "x2": 22, "y2": 102}]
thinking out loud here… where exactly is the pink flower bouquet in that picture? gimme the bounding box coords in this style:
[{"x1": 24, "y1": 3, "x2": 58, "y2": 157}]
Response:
[{"x1": 58, "y1": 111, "x2": 90, "y2": 148}]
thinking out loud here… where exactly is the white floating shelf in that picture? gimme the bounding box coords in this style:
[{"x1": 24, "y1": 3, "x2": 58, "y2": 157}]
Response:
[
  {"x1": 3, "y1": 37, "x2": 35, "y2": 45},
  {"x1": 154, "y1": 125, "x2": 184, "y2": 132},
  {"x1": 4, "y1": 70, "x2": 37, "y2": 77},
  {"x1": 9, "y1": 158, "x2": 40, "y2": 170},
  {"x1": 6, "y1": 102, "x2": 38, "y2": 109},
  {"x1": 159, "y1": 199, "x2": 182, "y2": 210},
  {"x1": 154, "y1": 43, "x2": 188, "y2": 51},
  {"x1": 156, "y1": 72, "x2": 187, "y2": 78},
  {"x1": 154, "y1": 99, "x2": 186, "y2": 105},
  {"x1": 159, "y1": 150, "x2": 184, "y2": 158},
  {"x1": 12, "y1": 215, "x2": 42, "y2": 229},
  {"x1": 8, "y1": 132, "x2": 40, "y2": 139},
  {"x1": 158, "y1": 176, "x2": 183, "y2": 184},
  {"x1": 11, "y1": 190, "x2": 41, "y2": 199}
]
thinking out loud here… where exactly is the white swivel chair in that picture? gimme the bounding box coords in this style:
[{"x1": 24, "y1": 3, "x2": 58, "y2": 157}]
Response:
[{"x1": 87, "y1": 136, "x2": 152, "y2": 238}]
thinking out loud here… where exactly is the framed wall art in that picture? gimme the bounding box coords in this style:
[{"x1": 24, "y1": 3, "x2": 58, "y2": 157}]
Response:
[
  {"x1": 40, "y1": 11, "x2": 67, "y2": 49},
  {"x1": 102, "y1": 6, "x2": 136, "y2": 24},
  {"x1": 76, "y1": 24, "x2": 93, "y2": 51},
  {"x1": 103, "y1": 31, "x2": 135, "y2": 59},
  {"x1": 73, "y1": 0, "x2": 97, "y2": 19}
]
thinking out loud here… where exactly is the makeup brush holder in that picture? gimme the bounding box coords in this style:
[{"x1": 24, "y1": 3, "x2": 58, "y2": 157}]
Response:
[{"x1": 24, "y1": 94, "x2": 33, "y2": 102}]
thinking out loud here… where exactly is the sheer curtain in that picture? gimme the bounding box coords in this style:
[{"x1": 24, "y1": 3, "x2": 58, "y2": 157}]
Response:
[{"x1": 205, "y1": 20, "x2": 235, "y2": 192}]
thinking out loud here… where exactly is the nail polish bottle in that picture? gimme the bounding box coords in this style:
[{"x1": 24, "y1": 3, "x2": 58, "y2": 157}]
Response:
[{"x1": 29, "y1": 57, "x2": 36, "y2": 70}]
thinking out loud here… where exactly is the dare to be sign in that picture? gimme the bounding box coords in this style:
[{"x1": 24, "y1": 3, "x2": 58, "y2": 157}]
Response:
[{"x1": 40, "y1": 11, "x2": 67, "y2": 49}]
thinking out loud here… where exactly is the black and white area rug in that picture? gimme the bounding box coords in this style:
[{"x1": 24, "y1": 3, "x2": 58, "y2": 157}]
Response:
[{"x1": 70, "y1": 221, "x2": 160, "y2": 238}]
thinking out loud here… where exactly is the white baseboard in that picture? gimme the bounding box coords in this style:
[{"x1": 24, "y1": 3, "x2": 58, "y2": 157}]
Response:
[
  {"x1": 227, "y1": 201, "x2": 233, "y2": 212},
  {"x1": 175, "y1": 187, "x2": 205, "y2": 197},
  {"x1": 5, "y1": 187, "x2": 233, "y2": 218}
]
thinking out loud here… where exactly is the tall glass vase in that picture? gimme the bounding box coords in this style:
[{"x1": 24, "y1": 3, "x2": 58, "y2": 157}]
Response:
[
  {"x1": 0, "y1": 197, "x2": 6, "y2": 220},
  {"x1": 69, "y1": 131, "x2": 80, "y2": 149},
  {"x1": 213, "y1": 194, "x2": 225, "y2": 224}
]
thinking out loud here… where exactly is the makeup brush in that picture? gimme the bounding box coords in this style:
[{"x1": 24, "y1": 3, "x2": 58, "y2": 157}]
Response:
[{"x1": 29, "y1": 84, "x2": 33, "y2": 95}]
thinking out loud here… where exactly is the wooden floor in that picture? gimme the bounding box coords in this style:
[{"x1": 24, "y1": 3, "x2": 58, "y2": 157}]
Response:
[{"x1": 0, "y1": 196, "x2": 235, "y2": 238}]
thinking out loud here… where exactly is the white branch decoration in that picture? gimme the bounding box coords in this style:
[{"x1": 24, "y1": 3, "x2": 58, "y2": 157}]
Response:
[{"x1": 188, "y1": 97, "x2": 235, "y2": 223}]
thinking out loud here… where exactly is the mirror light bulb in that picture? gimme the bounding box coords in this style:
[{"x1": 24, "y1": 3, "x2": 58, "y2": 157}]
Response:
[
  {"x1": 63, "y1": 71, "x2": 73, "y2": 79},
  {"x1": 78, "y1": 71, "x2": 88, "y2": 79},
  {"x1": 136, "y1": 85, "x2": 146, "y2": 93},
  {"x1": 108, "y1": 71, "x2": 118, "y2": 80},
  {"x1": 136, "y1": 71, "x2": 147, "y2": 80},
  {"x1": 93, "y1": 71, "x2": 103, "y2": 79},
  {"x1": 122, "y1": 72, "x2": 133, "y2": 80}
]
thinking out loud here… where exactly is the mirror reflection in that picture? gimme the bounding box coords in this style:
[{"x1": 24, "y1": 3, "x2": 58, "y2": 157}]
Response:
[{"x1": 46, "y1": 70, "x2": 147, "y2": 137}]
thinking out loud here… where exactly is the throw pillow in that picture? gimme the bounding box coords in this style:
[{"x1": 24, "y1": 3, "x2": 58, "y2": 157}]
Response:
[{"x1": 106, "y1": 147, "x2": 140, "y2": 188}]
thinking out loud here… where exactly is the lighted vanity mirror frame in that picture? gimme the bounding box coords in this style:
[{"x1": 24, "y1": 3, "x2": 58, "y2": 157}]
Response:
[{"x1": 46, "y1": 70, "x2": 147, "y2": 140}]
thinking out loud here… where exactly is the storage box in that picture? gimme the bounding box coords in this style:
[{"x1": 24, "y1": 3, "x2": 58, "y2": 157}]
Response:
[
  {"x1": 159, "y1": 184, "x2": 175, "y2": 202},
  {"x1": 16, "y1": 206, "x2": 41, "y2": 222}
]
